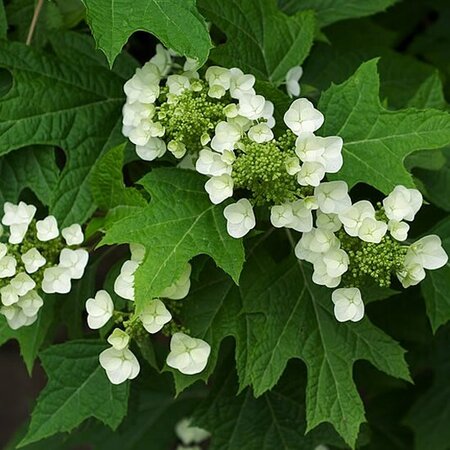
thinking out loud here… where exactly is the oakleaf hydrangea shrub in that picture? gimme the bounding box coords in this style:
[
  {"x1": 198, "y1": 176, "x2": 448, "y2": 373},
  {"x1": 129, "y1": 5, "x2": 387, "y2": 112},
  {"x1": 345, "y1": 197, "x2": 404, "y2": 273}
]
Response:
[{"x1": 2, "y1": 1, "x2": 450, "y2": 450}]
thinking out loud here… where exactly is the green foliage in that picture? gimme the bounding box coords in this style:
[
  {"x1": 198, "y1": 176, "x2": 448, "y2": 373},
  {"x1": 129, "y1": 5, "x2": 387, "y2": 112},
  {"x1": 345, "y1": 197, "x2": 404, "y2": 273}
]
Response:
[
  {"x1": 319, "y1": 59, "x2": 450, "y2": 193},
  {"x1": 102, "y1": 168, "x2": 245, "y2": 312},
  {"x1": 19, "y1": 340, "x2": 129, "y2": 447},
  {"x1": 278, "y1": 0, "x2": 398, "y2": 26},
  {"x1": 200, "y1": 0, "x2": 315, "y2": 84},
  {"x1": 82, "y1": 0, "x2": 212, "y2": 67}
]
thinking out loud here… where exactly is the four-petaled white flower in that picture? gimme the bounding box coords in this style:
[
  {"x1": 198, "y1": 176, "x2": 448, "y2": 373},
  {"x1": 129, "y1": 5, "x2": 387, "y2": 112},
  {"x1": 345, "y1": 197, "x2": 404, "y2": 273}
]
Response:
[
  {"x1": 59, "y1": 248, "x2": 89, "y2": 279},
  {"x1": 332, "y1": 288, "x2": 364, "y2": 322},
  {"x1": 229, "y1": 68, "x2": 255, "y2": 99},
  {"x1": 10, "y1": 272, "x2": 36, "y2": 296},
  {"x1": 42, "y1": 267, "x2": 72, "y2": 294},
  {"x1": 107, "y1": 328, "x2": 130, "y2": 351},
  {"x1": 283, "y1": 98, "x2": 324, "y2": 135},
  {"x1": 223, "y1": 199, "x2": 256, "y2": 238},
  {"x1": 382, "y1": 185, "x2": 422, "y2": 222},
  {"x1": 314, "y1": 181, "x2": 351, "y2": 214},
  {"x1": 205, "y1": 174, "x2": 234, "y2": 205},
  {"x1": 210, "y1": 121, "x2": 241, "y2": 152},
  {"x1": 124, "y1": 61, "x2": 160, "y2": 104},
  {"x1": 248, "y1": 123, "x2": 274, "y2": 143},
  {"x1": 86, "y1": 290, "x2": 114, "y2": 330},
  {"x1": 136, "y1": 137, "x2": 167, "y2": 161},
  {"x1": 2, "y1": 201, "x2": 36, "y2": 226},
  {"x1": 357, "y1": 217, "x2": 388, "y2": 243},
  {"x1": 238, "y1": 93, "x2": 266, "y2": 120},
  {"x1": 388, "y1": 220, "x2": 409, "y2": 242},
  {"x1": 408, "y1": 235, "x2": 448, "y2": 270},
  {"x1": 338, "y1": 200, "x2": 375, "y2": 237},
  {"x1": 196, "y1": 148, "x2": 232, "y2": 177},
  {"x1": 9, "y1": 223, "x2": 29, "y2": 244},
  {"x1": 61, "y1": 224, "x2": 84, "y2": 246},
  {"x1": 36, "y1": 215, "x2": 59, "y2": 242},
  {"x1": 0, "y1": 255, "x2": 16, "y2": 278},
  {"x1": 99, "y1": 346, "x2": 140, "y2": 385},
  {"x1": 140, "y1": 299, "x2": 172, "y2": 333},
  {"x1": 166, "y1": 332, "x2": 211, "y2": 375}
]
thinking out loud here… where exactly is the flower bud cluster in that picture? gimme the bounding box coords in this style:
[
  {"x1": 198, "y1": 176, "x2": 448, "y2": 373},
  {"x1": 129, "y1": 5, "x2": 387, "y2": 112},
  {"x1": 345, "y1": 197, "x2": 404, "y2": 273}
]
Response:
[
  {"x1": 293, "y1": 184, "x2": 448, "y2": 323},
  {"x1": 0, "y1": 202, "x2": 88, "y2": 330},
  {"x1": 86, "y1": 244, "x2": 211, "y2": 385}
]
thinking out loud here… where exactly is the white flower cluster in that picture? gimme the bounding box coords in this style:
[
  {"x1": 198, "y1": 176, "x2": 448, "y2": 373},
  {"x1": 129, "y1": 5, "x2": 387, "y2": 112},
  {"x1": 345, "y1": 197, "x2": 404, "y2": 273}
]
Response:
[
  {"x1": 87, "y1": 245, "x2": 211, "y2": 384},
  {"x1": 175, "y1": 418, "x2": 210, "y2": 450},
  {"x1": 291, "y1": 183, "x2": 448, "y2": 323},
  {"x1": 0, "y1": 202, "x2": 87, "y2": 330}
]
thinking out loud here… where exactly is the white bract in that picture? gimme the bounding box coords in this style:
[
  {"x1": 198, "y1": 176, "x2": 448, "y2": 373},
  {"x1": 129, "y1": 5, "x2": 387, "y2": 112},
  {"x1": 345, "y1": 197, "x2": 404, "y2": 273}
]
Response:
[
  {"x1": 140, "y1": 299, "x2": 172, "y2": 333},
  {"x1": 357, "y1": 217, "x2": 387, "y2": 243},
  {"x1": 161, "y1": 263, "x2": 192, "y2": 300},
  {"x1": 316, "y1": 211, "x2": 342, "y2": 232},
  {"x1": 388, "y1": 220, "x2": 409, "y2": 242},
  {"x1": 248, "y1": 123, "x2": 274, "y2": 143},
  {"x1": 205, "y1": 174, "x2": 234, "y2": 205},
  {"x1": 196, "y1": 148, "x2": 232, "y2": 176},
  {"x1": 36, "y1": 216, "x2": 59, "y2": 241},
  {"x1": 332, "y1": 288, "x2": 364, "y2": 322},
  {"x1": 229, "y1": 68, "x2": 255, "y2": 99},
  {"x1": 210, "y1": 121, "x2": 241, "y2": 152},
  {"x1": 59, "y1": 248, "x2": 89, "y2": 279},
  {"x1": 86, "y1": 290, "x2": 114, "y2": 330},
  {"x1": 338, "y1": 201, "x2": 375, "y2": 237},
  {"x1": 238, "y1": 93, "x2": 265, "y2": 120},
  {"x1": 283, "y1": 98, "x2": 324, "y2": 135},
  {"x1": 1, "y1": 285, "x2": 18, "y2": 306},
  {"x1": 124, "y1": 62, "x2": 160, "y2": 104},
  {"x1": 42, "y1": 267, "x2": 72, "y2": 294},
  {"x1": 10, "y1": 272, "x2": 35, "y2": 296},
  {"x1": 0, "y1": 255, "x2": 16, "y2": 278},
  {"x1": 314, "y1": 181, "x2": 351, "y2": 214},
  {"x1": 99, "y1": 346, "x2": 140, "y2": 385},
  {"x1": 9, "y1": 223, "x2": 29, "y2": 244},
  {"x1": 408, "y1": 235, "x2": 448, "y2": 270},
  {"x1": 382, "y1": 186, "x2": 422, "y2": 222},
  {"x1": 2, "y1": 201, "x2": 36, "y2": 226},
  {"x1": 175, "y1": 418, "x2": 211, "y2": 445},
  {"x1": 166, "y1": 332, "x2": 211, "y2": 375},
  {"x1": 285, "y1": 66, "x2": 303, "y2": 98},
  {"x1": 114, "y1": 260, "x2": 139, "y2": 301},
  {"x1": 107, "y1": 329, "x2": 130, "y2": 351},
  {"x1": 136, "y1": 137, "x2": 166, "y2": 161},
  {"x1": 223, "y1": 199, "x2": 256, "y2": 238},
  {"x1": 22, "y1": 248, "x2": 46, "y2": 274}
]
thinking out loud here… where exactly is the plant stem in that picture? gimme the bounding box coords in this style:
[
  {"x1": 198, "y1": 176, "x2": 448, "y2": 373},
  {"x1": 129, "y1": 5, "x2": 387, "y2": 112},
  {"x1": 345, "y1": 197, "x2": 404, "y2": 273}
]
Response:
[{"x1": 26, "y1": 0, "x2": 44, "y2": 45}]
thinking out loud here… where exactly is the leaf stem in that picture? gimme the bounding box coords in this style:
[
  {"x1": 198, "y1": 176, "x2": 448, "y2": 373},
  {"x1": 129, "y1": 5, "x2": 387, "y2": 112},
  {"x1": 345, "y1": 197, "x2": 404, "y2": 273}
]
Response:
[{"x1": 26, "y1": 0, "x2": 44, "y2": 45}]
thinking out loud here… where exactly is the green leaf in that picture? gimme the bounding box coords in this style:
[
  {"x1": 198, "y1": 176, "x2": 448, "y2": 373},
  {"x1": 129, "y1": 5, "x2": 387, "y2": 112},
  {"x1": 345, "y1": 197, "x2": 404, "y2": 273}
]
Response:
[
  {"x1": 278, "y1": 0, "x2": 398, "y2": 26},
  {"x1": 0, "y1": 37, "x2": 125, "y2": 226},
  {"x1": 421, "y1": 217, "x2": 450, "y2": 332},
  {"x1": 82, "y1": 0, "x2": 212, "y2": 67},
  {"x1": 91, "y1": 144, "x2": 146, "y2": 210},
  {"x1": 19, "y1": 340, "x2": 129, "y2": 447},
  {"x1": 0, "y1": 0, "x2": 6, "y2": 39},
  {"x1": 405, "y1": 327, "x2": 450, "y2": 450},
  {"x1": 0, "y1": 294, "x2": 56, "y2": 374},
  {"x1": 194, "y1": 363, "x2": 349, "y2": 450},
  {"x1": 407, "y1": 71, "x2": 446, "y2": 109},
  {"x1": 318, "y1": 59, "x2": 450, "y2": 193},
  {"x1": 0, "y1": 146, "x2": 59, "y2": 206},
  {"x1": 200, "y1": 0, "x2": 315, "y2": 85},
  {"x1": 102, "y1": 168, "x2": 245, "y2": 312}
]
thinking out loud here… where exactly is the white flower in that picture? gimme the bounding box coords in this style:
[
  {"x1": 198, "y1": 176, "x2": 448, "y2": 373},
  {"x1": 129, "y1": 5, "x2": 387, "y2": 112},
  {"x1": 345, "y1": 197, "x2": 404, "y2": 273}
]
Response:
[
  {"x1": 358, "y1": 217, "x2": 388, "y2": 243},
  {"x1": 338, "y1": 200, "x2": 375, "y2": 237},
  {"x1": 42, "y1": 267, "x2": 71, "y2": 294},
  {"x1": 289, "y1": 200, "x2": 314, "y2": 232},
  {"x1": 175, "y1": 418, "x2": 211, "y2": 445},
  {"x1": 238, "y1": 93, "x2": 265, "y2": 120},
  {"x1": 297, "y1": 161, "x2": 326, "y2": 186},
  {"x1": 205, "y1": 175, "x2": 234, "y2": 205},
  {"x1": 22, "y1": 248, "x2": 46, "y2": 274},
  {"x1": 0, "y1": 285, "x2": 18, "y2": 306},
  {"x1": 285, "y1": 156, "x2": 301, "y2": 175},
  {"x1": 270, "y1": 204, "x2": 294, "y2": 228},
  {"x1": 295, "y1": 232, "x2": 320, "y2": 264},
  {"x1": 18, "y1": 290, "x2": 44, "y2": 318},
  {"x1": 0, "y1": 255, "x2": 16, "y2": 278},
  {"x1": 332, "y1": 288, "x2": 364, "y2": 322},
  {"x1": 323, "y1": 248, "x2": 349, "y2": 278},
  {"x1": 130, "y1": 243, "x2": 146, "y2": 264},
  {"x1": 312, "y1": 260, "x2": 341, "y2": 288},
  {"x1": 316, "y1": 211, "x2": 342, "y2": 232},
  {"x1": 124, "y1": 62, "x2": 160, "y2": 104},
  {"x1": 114, "y1": 260, "x2": 139, "y2": 301},
  {"x1": 61, "y1": 224, "x2": 84, "y2": 246},
  {"x1": 382, "y1": 186, "x2": 423, "y2": 222},
  {"x1": 2, "y1": 201, "x2": 36, "y2": 226},
  {"x1": 205, "y1": 66, "x2": 231, "y2": 90},
  {"x1": 223, "y1": 199, "x2": 256, "y2": 238},
  {"x1": 129, "y1": 120, "x2": 165, "y2": 146},
  {"x1": 122, "y1": 101, "x2": 156, "y2": 132},
  {"x1": 309, "y1": 228, "x2": 340, "y2": 254},
  {"x1": 314, "y1": 181, "x2": 351, "y2": 214},
  {"x1": 210, "y1": 121, "x2": 241, "y2": 152},
  {"x1": 286, "y1": 66, "x2": 303, "y2": 98},
  {"x1": 261, "y1": 100, "x2": 275, "y2": 128},
  {"x1": 397, "y1": 254, "x2": 426, "y2": 288},
  {"x1": 85, "y1": 290, "x2": 114, "y2": 330},
  {"x1": 150, "y1": 44, "x2": 172, "y2": 77},
  {"x1": 59, "y1": 248, "x2": 89, "y2": 280},
  {"x1": 136, "y1": 137, "x2": 167, "y2": 161},
  {"x1": 36, "y1": 216, "x2": 59, "y2": 242},
  {"x1": 167, "y1": 74, "x2": 190, "y2": 95},
  {"x1": 107, "y1": 328, "x2": 130, "y2": 351},
  {"x1": 140, "y1": 299, "x2": 172, "y2": 333},
  {"x1": 161, "y1": 263, "x2": 192, "y2": 300},
  {"x1": 9, "y1": 223, "x2": 29, "y2": 244},
  {"x1": 168, "y1": 140, "x2": 187, "y2": 159},
  {"x1": 0, "y1": 243, "x2": 6, "y2": 260},
  {"x1": 0, "y1": 304, "x2": 35, "y2": 330},
  {"x1": 408, "y1": 235, "x2": 448, "y2": 270},
  {"x1": 99, "y1": 346, "x2": 140, "y2": 385},
  {"x1": 283, "y1": 98, "x2": 324, "y2": 135},
  {"x1": 196, "y1": 148, "x2": 232, "y2": 176},
  {"x1": 388, "y1": 220, "x2": 409, "y2": 242},
  {"x1": 247, "y1": 123, "x2": 273, "y2": 143},
  {"x1": 10, "y1": 272, "x2": 35, "y2": 296},
  {"x1": 229, "y1": 68, "x2": 255, "y2": 99},
  {"x1": 166, "y1": 332, "x2": 211, "y2": 375}
]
